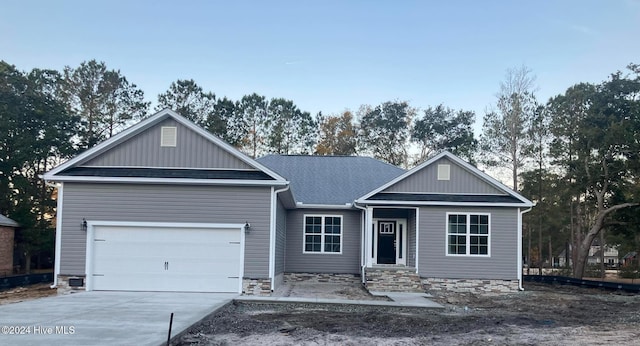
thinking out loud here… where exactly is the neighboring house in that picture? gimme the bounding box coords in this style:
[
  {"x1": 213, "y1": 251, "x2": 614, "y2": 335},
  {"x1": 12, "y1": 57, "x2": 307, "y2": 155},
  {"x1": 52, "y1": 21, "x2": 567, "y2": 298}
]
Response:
[
  {"x1": 0, "y1": 214, "x2": 18, "y2": 276},
  {"x1": 43, "y1": 109, "x2": 533, "y2": 295},
  {"x1": 587, "y1": 242, "x2": 619, "y2": 268},
  {"x1": 622, "y1": 252, "x2": 637, "y2": 266},
  {"x1": 557, "y1": 242, "x2": 620, "y2": 269},
  {"x1": 556, "y1": 248, "x2": 571, "y2": 268}
]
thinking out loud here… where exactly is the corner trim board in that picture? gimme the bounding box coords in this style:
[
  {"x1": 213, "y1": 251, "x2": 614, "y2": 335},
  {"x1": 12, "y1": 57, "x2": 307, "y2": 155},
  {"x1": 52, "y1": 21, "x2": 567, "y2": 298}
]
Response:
[{"x1": 52, "y1": 183, "x2": 63, "y2": 288}]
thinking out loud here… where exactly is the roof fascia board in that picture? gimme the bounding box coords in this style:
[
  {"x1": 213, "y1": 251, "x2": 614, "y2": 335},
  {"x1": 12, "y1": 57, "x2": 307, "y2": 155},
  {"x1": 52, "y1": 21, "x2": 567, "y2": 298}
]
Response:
[
  {"x1": 359, "y1": 200, "x2": 532, "y2": 207},
  {"x1": 295, "y1": 203, "x2": 354, "y2": 209},
  {"x1": 377, "y1": 191, "x2": 507, "y2": 196}
]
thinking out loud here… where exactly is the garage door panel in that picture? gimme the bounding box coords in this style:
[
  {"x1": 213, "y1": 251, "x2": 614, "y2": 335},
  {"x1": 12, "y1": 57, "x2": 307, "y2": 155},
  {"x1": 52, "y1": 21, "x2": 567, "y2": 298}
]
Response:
[{"x1": 91, "y1": 225, "x2": 242, "y2": 292}]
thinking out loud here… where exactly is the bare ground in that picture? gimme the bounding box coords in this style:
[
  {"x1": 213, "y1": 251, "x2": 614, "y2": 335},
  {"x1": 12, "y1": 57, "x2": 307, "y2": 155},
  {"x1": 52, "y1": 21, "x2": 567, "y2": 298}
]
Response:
[
  {"x1": 175, "y1": 283, "x2": 640, "y2": 346},
  {"x1": 272, "y1": 281, "x2": 391, "y2": 301},
  {"x1": 0, "y1": 283, "x2": 57, "y2": 305}
]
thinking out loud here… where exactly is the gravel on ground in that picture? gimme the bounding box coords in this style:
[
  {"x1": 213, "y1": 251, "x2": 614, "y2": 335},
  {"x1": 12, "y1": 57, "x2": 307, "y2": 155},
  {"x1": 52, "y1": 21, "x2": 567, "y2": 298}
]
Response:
[{"x1": 0, "y1": 283, "x2": 57, "y2": 305}]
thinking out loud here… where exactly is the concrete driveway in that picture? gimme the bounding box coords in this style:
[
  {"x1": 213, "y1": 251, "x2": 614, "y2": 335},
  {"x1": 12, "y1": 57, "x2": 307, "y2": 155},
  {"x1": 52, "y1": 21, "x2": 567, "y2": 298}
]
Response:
[{"x1": 0, "y1": 291, "x2": 236, "y2": 346}]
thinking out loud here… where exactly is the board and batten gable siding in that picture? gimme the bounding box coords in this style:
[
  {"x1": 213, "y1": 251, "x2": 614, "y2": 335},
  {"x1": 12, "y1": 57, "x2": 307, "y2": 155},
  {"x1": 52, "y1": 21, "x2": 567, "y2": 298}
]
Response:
[
  {"x1": 82, "y1": 118, "x2": 253, "y2": 169},
  {"x1": 275, "y1": 199, "x2": 287, "y2": 275},
  {"x1": 285, "y1": 209, "x2": 361, "y2": 274},
  {"x1": 383, "y1": 157, "x2": 503, "y2": 194},
  {"x1": 59, "y1": 183, "x2": 271, "y2": 278},
  {"x1": 418, "y1": 206, "x2": 518, "y2": 280}
]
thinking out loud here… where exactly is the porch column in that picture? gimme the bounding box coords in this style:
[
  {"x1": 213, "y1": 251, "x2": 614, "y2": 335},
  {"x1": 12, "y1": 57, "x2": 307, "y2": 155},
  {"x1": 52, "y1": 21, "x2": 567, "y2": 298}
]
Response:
[
  {"x1": 366, "y1": 206, "x2": 373, "y2": 267},
  {"x1": 415, "y1": 207, "x2": 420, "y2": 273}
]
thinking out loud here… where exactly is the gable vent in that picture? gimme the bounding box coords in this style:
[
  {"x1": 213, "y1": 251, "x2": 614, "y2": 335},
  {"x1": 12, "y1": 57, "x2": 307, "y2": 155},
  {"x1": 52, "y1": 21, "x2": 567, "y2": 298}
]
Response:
[
  {"x1": 437, "y1": 164, "x2": 450, "y2": 181},
  {"x1": 161, "y1": 127, "x2": 177, "y2": 147}
]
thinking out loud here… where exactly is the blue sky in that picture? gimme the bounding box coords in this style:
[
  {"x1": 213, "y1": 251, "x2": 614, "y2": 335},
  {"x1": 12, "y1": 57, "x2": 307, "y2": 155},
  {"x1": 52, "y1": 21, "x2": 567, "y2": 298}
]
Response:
[{"x1": 2, "y1": 0, "x2": 640, "y2": 127}]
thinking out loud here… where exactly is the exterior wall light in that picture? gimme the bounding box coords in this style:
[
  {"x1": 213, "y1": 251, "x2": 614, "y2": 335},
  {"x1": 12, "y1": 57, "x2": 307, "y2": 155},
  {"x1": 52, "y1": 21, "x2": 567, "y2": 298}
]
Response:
[
  {"x1": 81, "y1": 219, "x2": 87, "y2": 232},
  {"x1": 244, "y1": 222, "x2": 251, "y2": 233}
]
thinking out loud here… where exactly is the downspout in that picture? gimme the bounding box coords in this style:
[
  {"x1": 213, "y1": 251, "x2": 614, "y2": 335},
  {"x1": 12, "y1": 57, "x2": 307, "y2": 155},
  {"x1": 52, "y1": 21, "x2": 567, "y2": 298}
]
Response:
[
  {"x1": 353, "y1": 202, "x2": 367, "y2": 284},
  {"x1": 44, "y1": 180, "x2": 62, "y2": 288},
  {"x1": 518, "y1": 207, "x2": 533, "y2": 291},
  {"x1": 269, "y1": 185, "x2": 290, "y2": 291}
]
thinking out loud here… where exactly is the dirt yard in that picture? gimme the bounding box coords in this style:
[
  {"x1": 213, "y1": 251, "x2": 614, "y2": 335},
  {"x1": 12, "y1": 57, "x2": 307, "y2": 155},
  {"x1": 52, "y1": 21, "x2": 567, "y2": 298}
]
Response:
[
  {"x1": 0, "y1": 283, "x2": 57, "y2": 305},
  {"x1": 175, "y1": 283, "x2": 640, "y2": 346},
  {"x1": 273, "y1": 281, "x2": 391, "y2": 301}
]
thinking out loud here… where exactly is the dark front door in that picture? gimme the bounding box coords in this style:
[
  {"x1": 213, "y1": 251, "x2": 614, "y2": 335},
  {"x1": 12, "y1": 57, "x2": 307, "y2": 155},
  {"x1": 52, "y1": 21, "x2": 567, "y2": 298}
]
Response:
[{"x1": 377, "y1": 221, "x2": 396, "y2": 264}]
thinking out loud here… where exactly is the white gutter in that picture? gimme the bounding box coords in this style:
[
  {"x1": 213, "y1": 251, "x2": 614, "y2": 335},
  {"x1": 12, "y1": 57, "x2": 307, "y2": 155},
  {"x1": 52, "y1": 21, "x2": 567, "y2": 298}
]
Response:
[
  {"x1": 45, "y1": 181, "x2": 62, "y2": 288},
  {"x1": 518, "y1": 207, "x2": 533, "y2": 291},
  {"x1": 295, "y1": 202, "x2": 353, "y2": 209},
  {"x1": 353, "y1": 202, "x2": 368, "y2": 284},
  {"x1": 269, "y1": 185, "x2": 290, "y2": 291},
  {"x1": 357, "y1": 200, "x2": 533, "y2": 208}
]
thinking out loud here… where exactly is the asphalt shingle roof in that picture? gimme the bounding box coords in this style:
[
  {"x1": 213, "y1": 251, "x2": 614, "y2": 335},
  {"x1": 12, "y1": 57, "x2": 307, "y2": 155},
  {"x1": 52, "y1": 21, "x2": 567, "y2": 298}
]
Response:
[
  {"x1": 257, "y1": 155, "x2": 405, "y2": 205},
  {"x1": 0, "y1": 214, "x2": 18, "y2": 227}
]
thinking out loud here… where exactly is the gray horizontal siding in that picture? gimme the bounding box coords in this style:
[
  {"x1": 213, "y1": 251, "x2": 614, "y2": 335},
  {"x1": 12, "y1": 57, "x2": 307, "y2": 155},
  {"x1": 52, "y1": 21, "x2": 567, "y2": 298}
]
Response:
[
  {"x1": 418, "y1": 206, "x2": 518, "y2": 280},
  {"x1": 285, "y1": 209, "x2": 361, "y2": 274},
  {"x1": 275, "y1": 199, "x2": 286, "y2": 275},
  {"x1": 408, "y1": 210, "x2": 416, "y2": 268},
  {"x1": 60, "y1": 183, "x2": 271, "y2": 278},
  {"x1": 384, "y1": 157, "x2": 503, "y2": 194},
  {"x1": 83, "y1": 119, "x2": 253, "y2": 170}
]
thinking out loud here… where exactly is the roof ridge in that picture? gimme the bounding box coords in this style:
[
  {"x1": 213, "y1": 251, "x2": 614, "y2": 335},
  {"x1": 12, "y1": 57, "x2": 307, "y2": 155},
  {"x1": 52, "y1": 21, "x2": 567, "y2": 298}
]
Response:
[{"x1": 257, "y1": 154, "x2": 405, "y2": 169}]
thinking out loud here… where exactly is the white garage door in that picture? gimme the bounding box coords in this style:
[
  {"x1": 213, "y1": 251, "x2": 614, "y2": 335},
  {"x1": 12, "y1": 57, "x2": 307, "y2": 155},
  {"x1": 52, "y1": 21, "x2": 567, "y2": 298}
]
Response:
[{"x1": 90, "y1": 225, "x2": 241, "y2": 292}]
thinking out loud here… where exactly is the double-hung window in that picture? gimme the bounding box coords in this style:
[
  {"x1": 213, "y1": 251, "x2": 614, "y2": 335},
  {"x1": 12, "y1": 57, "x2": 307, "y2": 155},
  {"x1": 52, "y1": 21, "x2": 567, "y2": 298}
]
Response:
[
  {"x1": 446, "y1": 213, "x2": 490, "y2": 256},
  {"x1": 304, "y1": 215, "x2": 342, "y2": 253}
]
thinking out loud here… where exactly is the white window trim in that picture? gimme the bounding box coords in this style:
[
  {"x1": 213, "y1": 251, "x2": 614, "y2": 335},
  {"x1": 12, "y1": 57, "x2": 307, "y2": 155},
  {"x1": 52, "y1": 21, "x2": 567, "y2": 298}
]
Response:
[
  {"x1": 161, "y1": 126, "x2": 177, "y2": 147},
  {"x1": 302, "y1": 214, "x2": 343, "y2": 254},
  {"x1": 445, "y1": 212, "x2": 491, "y2": 257}
]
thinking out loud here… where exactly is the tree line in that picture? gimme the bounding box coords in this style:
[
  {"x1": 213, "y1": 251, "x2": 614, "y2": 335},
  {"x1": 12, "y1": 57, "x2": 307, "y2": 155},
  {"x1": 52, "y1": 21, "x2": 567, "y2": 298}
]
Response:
[
  {"x1": 1, "y1": 59, "x2": 639, "y2": 278},
  {"x1": 483, "y1": 65, "x2": 640, "y2": 278}
]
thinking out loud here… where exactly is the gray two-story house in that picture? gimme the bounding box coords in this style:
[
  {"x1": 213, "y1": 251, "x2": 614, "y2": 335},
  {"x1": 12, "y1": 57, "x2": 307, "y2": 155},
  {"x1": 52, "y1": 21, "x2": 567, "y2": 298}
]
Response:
[{"x1": 44, "y1": 109, "x2": 533, "y2": 295}]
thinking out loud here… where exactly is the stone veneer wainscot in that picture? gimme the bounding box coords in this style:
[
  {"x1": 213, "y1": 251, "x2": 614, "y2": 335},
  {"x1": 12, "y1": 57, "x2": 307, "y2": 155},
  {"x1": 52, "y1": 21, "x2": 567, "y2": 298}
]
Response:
[{"x1": 422, "y1": 278, "x2": 519, "y2": 293}]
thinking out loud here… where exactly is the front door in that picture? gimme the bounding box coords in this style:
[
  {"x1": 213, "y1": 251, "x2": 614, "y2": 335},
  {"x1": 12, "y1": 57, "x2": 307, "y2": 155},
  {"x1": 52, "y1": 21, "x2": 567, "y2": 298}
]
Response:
[{"x1": 377, "y1": 221, "x2": 396, "y2": 264}]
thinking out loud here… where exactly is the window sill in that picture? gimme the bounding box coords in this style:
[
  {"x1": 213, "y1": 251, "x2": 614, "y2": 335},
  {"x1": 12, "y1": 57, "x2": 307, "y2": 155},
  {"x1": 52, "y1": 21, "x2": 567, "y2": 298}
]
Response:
[{"x1": 302, "y1": 251, "x2": 343, "y2": 255}]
